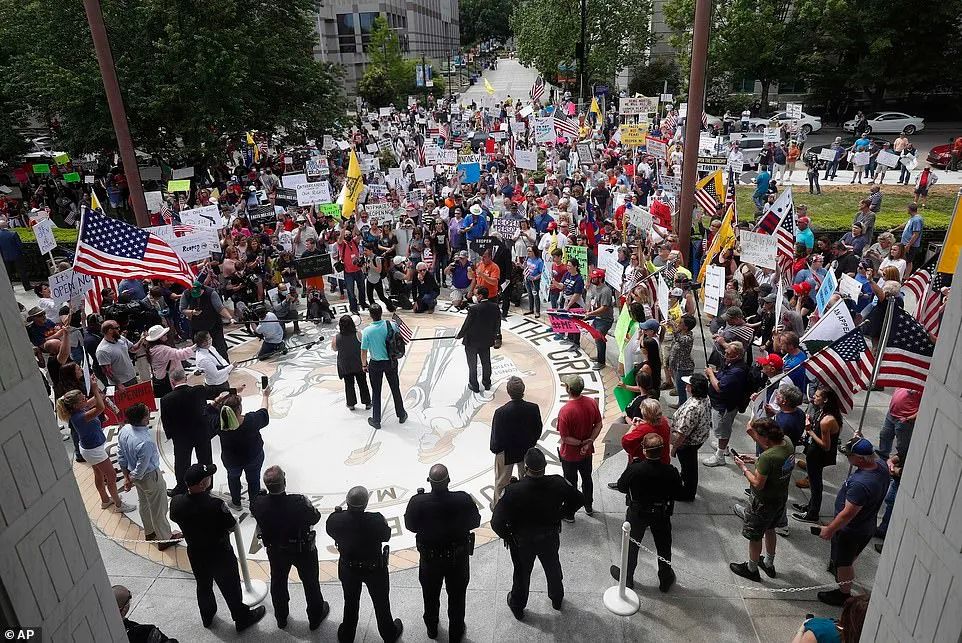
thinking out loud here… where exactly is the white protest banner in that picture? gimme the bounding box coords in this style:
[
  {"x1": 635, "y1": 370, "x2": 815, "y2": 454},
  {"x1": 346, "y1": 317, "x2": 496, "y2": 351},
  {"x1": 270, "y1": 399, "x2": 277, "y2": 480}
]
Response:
[
  {"x1": 853, "y1": 151, "x2": 870, "y2": 166},
  {"x1": 646, "y1": 137, "x2": 668, "y2": 160},
  {"x1": 660, "y1": 93, "x2": 673, "y2": 103},
  {"x1": 365, "y1": 143, "x2": 379, "y2": 154},
  {"x1": 492, "y1": 217, "x2": 519, "y2": 238},
  {"x1": 440, "y1": 149, "x2": 458, "y2": 165},
  {"x1": 838, "y1": 273, "x2": 863, "y2": 301},
  {"x1": 533, "y1": 117, "x2": 555, "y2": 143},
  {"x1": 627, "y1": 205, "x2": 653, "y2": 231},
  {"x1": 379, "y1": 107, "x2": 393, "y2": 118},
  {"x1": 48, "y1": 269, "x2": 94, "y2": 304},
  {"x1": 367, "y1": 184, "x2": 389, "y2": 200},
  {"x1": 170, "y1": 235, "x2": 214, "y2": 263},
  {"x1": 296, "y1": 181, "x2": 333, "y2": 206},
  {"x1": 179, "y1": 205, "x2": 221, "y2": 228},
  {"x1": 32, "y1": 219, "x2": 56, "y2": 255},
  {"x1": 657, "y1": 274, "x2": 670, "y2": 320},
  {"x1": 322, "y1": 135, "x2": 334, "y2": 150},
  {"x1": 661, "y1": 175, "x2": 682, "y2": 194},
  {"x1": 786, "y1": 103, "x2": 803, "y2": 119},
  {"x1": 144, "y1": 190, "x2": 163, "y2": 213},
  {"x1": 282, "y1": 173, "x2": 308, "y2": 189},
  {"x1": 900, "y1": 155, "x2": 918, "y2": 171},
  {"x1": 620, "y1": 96, "x2": 658, "y2": 115},
  {"x1": 763, "y1": 129, "x2": 780, "y2": 143},
  {"x1": 818, "y1": 148, "x2": 837, "y2": 162},
  {"x1": 423, "y1": 144, "x2": 441, "y2": 165},
  {"x1": 336, "y1": 140, "x2": 350, "y2": 150},
  {"x1": 738, "y1": 230, "x2": 778, "y2": 269},
  {"x1": 876, "y1": 150, "x2": 900, "y2": 168},
  {"x1": 365, "y1": 202, "x2": 395, "y2": 223},
  {"x1": 800, "y1": 297, "x2": 856, "y2": 353},
  {"x1": 145, "y1": 225, "x2": 175, "y2": 242},
  {"x1": 576, "y1": 142, "x2": 593, "y2": 165},
  {"x1": 377, "y1": 139, "x2": 393, "y2": 154},
  {"x1": 704, "y1": 265, "x2": 726, "y2": 316},
  {"x1": 513, "y1": 149, "x2": 538, "y2": 170},
  {"x1": 413, "y1": 165, "x2": 435, "y2": 182},
  {"x1": 596, "y1": 244, "x2": 625, "y2": 291},
  {"x1": 678, "y1": 102, "x2": 688, "y2": 118},
  {"x1": 519, "y1": 105, "x2": 534, "y2": 118},
  {"x1": 171, "y1": 166, "x2": 195, "y2": 179},
  {"x1": 84, "y1": 175, "x2": 95, "y2": 184},
  {"x1": 815, "y1": 268, "x2": 838, "y2": 314}
]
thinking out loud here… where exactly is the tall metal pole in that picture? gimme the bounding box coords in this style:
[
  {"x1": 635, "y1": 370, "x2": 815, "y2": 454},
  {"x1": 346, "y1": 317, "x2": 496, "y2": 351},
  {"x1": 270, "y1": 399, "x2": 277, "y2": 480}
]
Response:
[
  {"x1": 82, "y1": 0, "x2": 148, "y2": 227},
  {"x1": 677, "y1": 0, "x2": 712, "y2": 266},
  {"x1": 577, "y1": 0, "x2": 587, "y2": 106}
]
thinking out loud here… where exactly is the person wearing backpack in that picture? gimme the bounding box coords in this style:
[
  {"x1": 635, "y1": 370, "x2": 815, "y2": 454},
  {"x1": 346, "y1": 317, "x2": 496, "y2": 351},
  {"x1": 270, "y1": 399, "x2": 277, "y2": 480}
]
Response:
[{"x1": 360, "y1": 304, "x2": 408, "y2": 430}]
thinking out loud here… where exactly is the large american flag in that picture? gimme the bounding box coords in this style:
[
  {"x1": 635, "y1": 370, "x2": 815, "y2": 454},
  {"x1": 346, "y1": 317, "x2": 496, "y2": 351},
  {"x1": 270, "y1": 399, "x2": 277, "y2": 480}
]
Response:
[
  {"x1": 391, "y1": 313, "x2": 413, "y2": 342},
  {"x1": 902, "y1": 257, "x2": 947, "y2": 334},
  {"x1": 694, "y1": 170, "x2": 723, "y2": 215},
  {"x1": 553, "y1": 114, "x2": 580, "y2": 140},
  {"x1": 755, "y1": 187, "x2": 796, "y2": 274},
  {"x1": 84, "y1": 276, "x2": 122, "y2": 313},
  {"x1": 804, "y1": 327, "x2": 874, "y2": 413},
  {"x1": 875, "y1": 306, "x2": 935, "y2": 392},
  {"x1": 74, "y1": 207, "x2": 196, "y2": 288},
  {"x1": 529, "y1": 76, "x2": 545, "y2": 102}
]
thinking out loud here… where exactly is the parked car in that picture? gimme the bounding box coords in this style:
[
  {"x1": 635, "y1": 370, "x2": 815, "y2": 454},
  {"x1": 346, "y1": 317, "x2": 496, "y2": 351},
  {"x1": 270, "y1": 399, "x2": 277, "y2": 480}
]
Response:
[
  {"x1": 748, "y1": 111, "x2": 822, "y2": 134},
  {"x1": 807, "y1": 136, "x2": 892, "y2": 170},
  {"x1": 714, "y1": 134, "x2": 767, "y2": 170},
  {"x1": 926, "y1": 140, "x2": 959, "y2": 169},
  {"x1": 844, "y1": 112, "x2": 925, "y2": 135}
]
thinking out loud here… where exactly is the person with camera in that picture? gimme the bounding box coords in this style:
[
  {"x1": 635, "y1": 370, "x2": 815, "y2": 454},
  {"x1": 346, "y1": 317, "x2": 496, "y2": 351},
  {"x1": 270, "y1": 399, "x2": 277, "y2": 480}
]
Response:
[
  {"x1": 610, "y1": 432, "x2": 682, "y2": 592},
  {"x1": 95, "y1": 319, "x2": 145, "y2": 390},
  {"x1": 326, "y1": 486, "x2": 404, "y2": 643},
  {"x1": 362, "y1": 242, "x2": 396, "y2": 312},
  {"x1": 361, "y1": 303, "x2": 408, "y2": 430},
  {"x1": 180, "y1": 280, "x2": 234, "y2": 361},
  {"x1": 270, "y1": 282, "x2": 301, "y2": 334},
  {"x1": 254, "y1": 304, "x2": 286, "y2": 359},
  {"x1": 404, "y1": 464, "x2": 481, "y2": 642},
  {"x1": 251, "y1": 465, "x2": 330, "y2": 630},
  {"x1": 412, "y1": 261, "x2": 440, "y2": 313},
  {"x1": 338, "y1": 225, "x2": 368, "y2": 314}
]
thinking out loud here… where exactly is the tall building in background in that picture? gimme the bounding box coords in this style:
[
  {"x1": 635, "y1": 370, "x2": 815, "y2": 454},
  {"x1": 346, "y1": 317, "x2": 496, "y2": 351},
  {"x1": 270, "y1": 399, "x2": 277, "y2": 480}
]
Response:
[{"x1": 314, "y1": 0, "x2": 460, "y2": 95}]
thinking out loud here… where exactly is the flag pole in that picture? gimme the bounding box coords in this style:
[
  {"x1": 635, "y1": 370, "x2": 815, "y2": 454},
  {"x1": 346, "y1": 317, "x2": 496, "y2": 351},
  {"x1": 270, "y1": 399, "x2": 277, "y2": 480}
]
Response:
[{"x1": 853, "y1": 296, "x2": 897, "y2": 437}]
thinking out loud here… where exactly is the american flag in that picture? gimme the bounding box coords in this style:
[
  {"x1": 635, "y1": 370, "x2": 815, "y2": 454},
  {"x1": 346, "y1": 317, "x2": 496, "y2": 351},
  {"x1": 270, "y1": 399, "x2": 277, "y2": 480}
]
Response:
[
  {"x1": 804, "y1": 327, "x2": 875, "y2": 413},
  {"x1": 391, "y1": 313, "x2": 413, "y2": 343},
  {"x1": 529, "y1": 76, "x2": 545, "y2": 102},
  {"x1": 663, "y1": 113, "x2": 677, "y2": 130},
  {"x1": 755, "y1": 187, "x2": 796, "y2": 274},
  {"x1": 725, "y1": 323, "x2": 756, "y2": 347},
  {"x1": 84, "y1": 276, "x2": 122, "y2": 313},
  {"x1": 902, "y1": 257, "x2": 947, "y2": 334},
  {"x1": 661, "y1": 260, "x2": 678, "y2": 286},
  {"x1": 160, "y1": 201, "x2": 174, "y2": 224},
  {"x1": 875, "y1": 306, "x2": 935, "y2": 392},
  {"x1": 173, "y1": 224, "x2": 196, "y2": 236},
  {"x1": 553, "y1": 114, "x2": 580, "y2": 140},
  {"x1": 694, "y1": 170, "x2": 723, "y2": 215},
  {"x1": 74, "y1": 207, "x2": 196, "y2": 289}
]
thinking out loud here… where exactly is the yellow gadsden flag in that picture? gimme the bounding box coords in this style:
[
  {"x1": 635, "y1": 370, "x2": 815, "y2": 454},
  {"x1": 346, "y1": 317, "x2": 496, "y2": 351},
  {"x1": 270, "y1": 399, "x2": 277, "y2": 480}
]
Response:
[
  {"x1": 589, "y1": 96, "x2": 602, "y2": 120},
  {"x1": 342, "y1": 149, "x2": 364, "y2": 219},
  {"x1": 484, "y1": 78, "x2": 496, "y2": 96},
  {"x1": 697, "y1": 202, "x2": 737, "y2": 285}
]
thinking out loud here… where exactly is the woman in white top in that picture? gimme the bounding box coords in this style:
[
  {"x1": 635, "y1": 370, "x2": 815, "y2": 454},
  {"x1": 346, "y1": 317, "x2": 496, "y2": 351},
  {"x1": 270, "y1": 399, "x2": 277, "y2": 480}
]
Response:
[{"x1": 879, "y1": 242, "x2": 907, "y2": 279}]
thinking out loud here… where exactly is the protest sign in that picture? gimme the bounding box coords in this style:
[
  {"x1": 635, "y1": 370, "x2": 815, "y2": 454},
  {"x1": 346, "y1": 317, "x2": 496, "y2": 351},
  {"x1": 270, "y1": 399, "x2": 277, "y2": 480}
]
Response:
[
  {"x1": 619, "y1": 96, "x2": 658, "y2": 115},
  {"x1": 853, "y1": 151, "x2": 870, "y2": 166},
  {"x1": 32, "y1": 164, "x2": 50, "y2": 174},
  {"x1": 144, "y1": 191, "x2": 163, "y2": 213},
  {"x1": 295, "y1": 252, "x2": 334, "y2": 278},
  {"x1": 319, "y1": 203, "x2": 341, "y2": 219},
  {"x1": 646, "y1": 137, "x2": 668, "y2": 159},
  {"x1": 282, "y1": 173, "x2": 308, "y2": 189},
  {"x1": 900, "y1": 155, "x2": 918, "y2": 171},
  {"x1": 519, "y1": 105, "x2": 534, "y2": 118},
  {"x1": 379, "y1": 107, "x2": 393, "y2": 118},
  {"x1": 818, "y1": 148, "x2": 837, "y2": 162},
  {"x1": 704, "y1": 265, "x2": 726, "y2": 316},
  {"x1": 875, "y1": 150, "x2": 900, "y2": 168},
  {"x1": 275, "y1": 187, "x2": 298, "y2": 208},
  {"x1": 597, "y1": 244, "x2": 625, "y2": 291},
  {"x1": 168, "y1": 179, "x2": 191, "y2": 193},
  {"x1": 563, "y1": 245, "x2": 589, "y2": 277},
  {"x1": 492, "y1": 217, "x2": 519, "y2": 238},
  {"x1": 838, "y1": 273, "x2": 863, "y2": 301},
  {"x1": 55, "y1": 153, "x2": 70, "y2": 165},
  {"x1": 306, "y1": 158, "x2": 329, "y2": 178},
  {"x1": 139, "y1": 166, "x2": 162, "y2": 181},
  {"x1": 423, "y1": 144, "x2": 441, "y2": 165},
  {"x1": 577, "y1": 142, "x2": 593, "y2": 165},
  {"x1": 366, "y1": 184, "x2": 389, "y2": 200},
  {"x1": 738, "y1": 230, "x2": 777, "y2": 269},
  {"x1": 365, "y1": 143, "x2": 379, "y2": 154},
  {"x1": 63, "y1": 172, "x2": 81, "y2": 183},
  {"x1": 296, "y1": 181, "x2": 333, "y2": 206},
  {"x1": 815, "y1": 268, "x2": 838, "y2": 314},
  {"x1": 619, "y1": 124, "x2": 647, "y2": 147},
  {"x1": 414, "y1": 165, "x2": 435, "y2": 182},
  {"x1": 171, "y1": 167, "x2": 195, "y2": 179},
  {"x1": 800, "y1": 297, "x2": 856, "y2": 353},
  {"x1": 763, "y1": 129, "x2": 780, "y2": 143},
  {"x1": 533, "y1": 118, "x2": 555, "y2": 143},
  {"x1": 170, "y1": 232, "x2": 218, "y2": 263},
  {"x1": 627, "y1": 206, "x2": 653, "y2": 231},
  {"x1": 657, "y1": 274, "x2": 670, "y2": 320},
  {"x1": 32, "y1": 219, "x2": 56, "y2": 254},
  {"x1": 513, "y1": 149, "x2": 537, "y2": 170},
  {"x1": 787, "y1": 103, "x2": 803, "y2": 119},
  {"x1": 457, "y1": 163, "x2": 481, "y2": 184},
  {"x1": 468, "y1": 236, "x2": 498, "y2": 257},
  {"x1": 377, "y1": 138, "x2": 394, "y2": 154},
  {"x1": 440, "y1": 149, "x2": 458, "y2": 165},
  {"x1": 696, "y1": 155, "x2": 727, "y2": 173},
  {"x1": 365, "y1": 202, "x2": 395, "y2": 223},
  {"x1": 248, "y1": 204, "x2": 276, "y2": 227},
  {"x1": 179, "y1": 205, "x2": 221, "y2": 228},
  {"x1": 84, "y1": 176, "x2": 95, "y2": 184},
  {"x1": 547, "y1": 309, "x2": 585, "y2": 334},
  {"x1": 145, "y1": 225, "x2": 176, "y2": 241},
  {"x1": 48, "y1": 269, "x2": 94, "y2": 304}
]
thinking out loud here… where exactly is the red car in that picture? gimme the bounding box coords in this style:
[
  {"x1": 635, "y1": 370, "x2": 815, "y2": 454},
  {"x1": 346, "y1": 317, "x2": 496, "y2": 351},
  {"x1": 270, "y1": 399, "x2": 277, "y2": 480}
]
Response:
[{"x1": 927, "y1": 139, "x2": 961, "y2": 168}]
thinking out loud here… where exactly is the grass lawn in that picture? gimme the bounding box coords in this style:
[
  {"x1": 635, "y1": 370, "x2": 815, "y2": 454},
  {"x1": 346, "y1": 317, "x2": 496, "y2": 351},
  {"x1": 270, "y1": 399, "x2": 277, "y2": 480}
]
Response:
[{"x1": 734, "y1": 184, "x2": 958, "y2": 231}]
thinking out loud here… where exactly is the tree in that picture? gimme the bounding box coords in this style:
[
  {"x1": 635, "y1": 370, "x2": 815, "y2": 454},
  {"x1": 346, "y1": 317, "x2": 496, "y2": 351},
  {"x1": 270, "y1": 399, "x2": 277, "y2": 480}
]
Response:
[
  {"x1": 511, "y1": 0, "x2": 651, "y2": 98},
  {"x1": 628, "y1": 58, "x2": 683, "y2": 98},
  {"x1": 358, "y1": 66, "x2": 399, "y2": 108},
  {"x1": 0, "y1": 0, "x2": 347, "y2": 164},
  {"x1": 459, "y1": 0, "x2": 513, "y2": 46}
]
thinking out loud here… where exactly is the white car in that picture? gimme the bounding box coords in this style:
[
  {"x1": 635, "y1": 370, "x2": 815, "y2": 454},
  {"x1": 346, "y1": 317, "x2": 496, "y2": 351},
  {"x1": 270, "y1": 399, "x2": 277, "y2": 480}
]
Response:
[
  {"x1": 746, "y1": 112, "x2": 822, "y2": 134},
  {"x1": 844, "y1": 112, "x2": 925, "y2": 135}
]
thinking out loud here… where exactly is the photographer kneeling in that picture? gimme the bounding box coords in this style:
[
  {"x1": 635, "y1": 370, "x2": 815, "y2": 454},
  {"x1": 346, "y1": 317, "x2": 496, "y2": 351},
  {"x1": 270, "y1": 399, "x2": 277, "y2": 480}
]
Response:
[
  {"x1": 254, "y1": 305, "x2": 287, "y2": 359},
  {"x1": 271, "y1": 283, "x2": 301, "y2": 334}
]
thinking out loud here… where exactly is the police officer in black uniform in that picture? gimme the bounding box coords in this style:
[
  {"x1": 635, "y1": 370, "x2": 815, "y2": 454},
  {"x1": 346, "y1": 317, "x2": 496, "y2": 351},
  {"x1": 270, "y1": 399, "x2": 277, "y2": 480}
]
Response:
[
  {"x1": 326, "y1": 486, "x2": 403, "y2": 643},
  {"x1": 169, "y1": 463, "x2": 266, "y2": 632},
  {"x1": 250, "y1": 465, "x2": 330, "y2": 630},
  {"x1": 404, "y1": 464, "x2": 481, "y2": 642},
  {"x1": 610, "y1": 432, "x2": 682, "y2": 592},
  {"x1": 491, "y1": 447, "x2": 584, "y2": 620}
]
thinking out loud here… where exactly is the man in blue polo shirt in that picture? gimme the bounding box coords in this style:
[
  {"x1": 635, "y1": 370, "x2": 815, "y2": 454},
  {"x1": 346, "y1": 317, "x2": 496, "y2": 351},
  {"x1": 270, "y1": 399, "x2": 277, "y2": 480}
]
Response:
[
  {"x1": 703, "y1": 341, "x2": 750, "y2": 467},
  {"x1": 361, "y1": 304, "x2": 408, "y2": 430}
]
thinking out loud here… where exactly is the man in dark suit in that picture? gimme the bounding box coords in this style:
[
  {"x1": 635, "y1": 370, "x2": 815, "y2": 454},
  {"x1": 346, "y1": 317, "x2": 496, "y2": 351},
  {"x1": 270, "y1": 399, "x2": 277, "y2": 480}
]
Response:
[
  {"x1": 490, "y1": 376, "x2": 543, "y2": 509},
  {"x1": 456, "y1": 286, "x2": 501, "y2": 393},
  {"x1": 160, "y1": 366, "x2": 215, "y2": 496}
]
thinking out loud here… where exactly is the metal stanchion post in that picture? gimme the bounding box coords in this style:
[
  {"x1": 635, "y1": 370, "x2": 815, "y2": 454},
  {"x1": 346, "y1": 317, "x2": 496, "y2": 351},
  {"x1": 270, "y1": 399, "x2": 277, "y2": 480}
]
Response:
[
  {"x1": 603, "y1": 521, "x2": 640, "y2": 615},
  {"x1": 232, "y1": 524, "x2": 268, "y2": 606}
]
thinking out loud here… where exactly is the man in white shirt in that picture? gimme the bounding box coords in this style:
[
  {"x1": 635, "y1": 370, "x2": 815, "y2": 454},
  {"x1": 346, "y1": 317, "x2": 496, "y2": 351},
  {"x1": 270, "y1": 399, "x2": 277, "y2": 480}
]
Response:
[
  {"x1": 727, "y1": 144, "x2": 744, "y2": 183},
  {"x1": 256, "y1": 309, "x2": 286, "y2": 359},
  {"x1": 193, "y1": 330, "x2": 234, "y2": 396}
]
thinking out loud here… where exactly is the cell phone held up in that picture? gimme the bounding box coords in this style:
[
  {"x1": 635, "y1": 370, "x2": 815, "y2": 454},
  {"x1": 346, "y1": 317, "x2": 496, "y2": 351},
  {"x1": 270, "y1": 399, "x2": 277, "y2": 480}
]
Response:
[
  {"x1": 810, "y1": 526, "x2": 821, "y2": 536},
  {"x1": 261, "y1": 375, "x2": 269, "y2": 390}
]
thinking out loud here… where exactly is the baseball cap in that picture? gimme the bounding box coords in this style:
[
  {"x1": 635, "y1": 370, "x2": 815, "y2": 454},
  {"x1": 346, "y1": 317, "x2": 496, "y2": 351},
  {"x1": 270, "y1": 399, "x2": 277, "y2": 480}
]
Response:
[
  {"x1": 562, "y1": 375, "x2": 585, "y2": 395},
  {"x1": 797, "y1": 216, "x2": 810, "y2": 225},
  {"x1": 755, "y1": 354, "x2": 784, "y2": 370},
  {"x1": 792, "y1": 282, "x2": 812, "y2": 295},
  {"x1": 590, "y1": 268, "x2": 606, "y2": 280},
  {"x1": 458, "y1": 250, "x2": 469, "y2": 258},
  {"x1": 547, "y1": 221, "x2": 557, "y2": 231},
  {"x1": 184, "y1": 462, "x2": 217, "y2": 486},
  {"x1": 762, "y1": 293, "x2": 777, "y2": 303},
  {"x1": 524, "y1": 447, "x2": 546, "y2": 472},
  {"x1": 840, "y1": 436, "x2": 874, "y2": 456},
  {"x1": 639, "y1": 319, "x2": 660, "y2": 331},
  {"x1": 670, "y1": 287, "x2": 684, "y2": 297}
]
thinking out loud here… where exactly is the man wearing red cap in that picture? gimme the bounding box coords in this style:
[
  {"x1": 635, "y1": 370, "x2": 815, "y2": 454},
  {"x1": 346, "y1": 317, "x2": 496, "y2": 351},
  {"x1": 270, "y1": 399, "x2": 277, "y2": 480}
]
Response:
[
  {"x1": 583, "y1": 268, "x2": 614, "y2": 370},
  {"x1": 795, "y1": 216, "x2": 814, "y2": 250}
]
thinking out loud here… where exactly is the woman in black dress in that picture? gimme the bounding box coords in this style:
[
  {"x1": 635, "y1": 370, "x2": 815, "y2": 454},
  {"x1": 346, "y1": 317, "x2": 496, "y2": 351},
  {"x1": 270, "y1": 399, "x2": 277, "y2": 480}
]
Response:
[
  {"x1": 331, "y1": 315, "x2": 371, "y2": 410},
  {"x1": 215, "y1": 388, "x2": 271, "y2": 510}
]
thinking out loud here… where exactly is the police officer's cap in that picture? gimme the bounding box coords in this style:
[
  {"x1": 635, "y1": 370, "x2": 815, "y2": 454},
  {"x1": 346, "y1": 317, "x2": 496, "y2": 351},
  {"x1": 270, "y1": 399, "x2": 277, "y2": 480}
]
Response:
[
  {"x1": 184, "y1": 463, "x2": 217, "y2": 486},
  {"x1": 524, "y1": 448, "x2": 546, "y2": 472}
]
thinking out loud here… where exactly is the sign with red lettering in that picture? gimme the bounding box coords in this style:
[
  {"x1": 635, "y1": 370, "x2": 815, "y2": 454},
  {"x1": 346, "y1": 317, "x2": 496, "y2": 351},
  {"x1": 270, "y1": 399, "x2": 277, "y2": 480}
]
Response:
[{"x1": 102, "y1": 381, "x2": 156, "y2": 426}]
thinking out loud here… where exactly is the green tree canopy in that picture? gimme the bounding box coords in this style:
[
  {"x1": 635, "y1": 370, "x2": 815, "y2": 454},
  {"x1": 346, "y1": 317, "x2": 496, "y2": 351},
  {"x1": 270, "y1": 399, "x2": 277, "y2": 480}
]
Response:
[
  {"x1": 0, "y1": 0, "x2": 347, "y2": 164},
  {"x1": 459, "y1": 0, "x2": 513, "y2": 46},
  {"x1": 511, "y1": 0, "x2": 651, "y2": 98}
]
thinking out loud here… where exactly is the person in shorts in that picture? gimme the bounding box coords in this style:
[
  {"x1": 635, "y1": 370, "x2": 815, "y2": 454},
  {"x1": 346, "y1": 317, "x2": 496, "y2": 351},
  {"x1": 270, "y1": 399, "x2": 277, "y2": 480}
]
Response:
[
  {"x1": 445, "y1": 250, "x2": 472, "y2": 309},
  {"x1": 729, "y1": 419, "x2": 795, "y2": 582}
]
